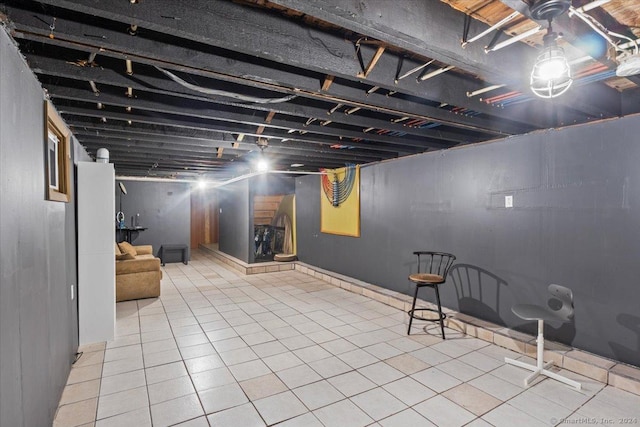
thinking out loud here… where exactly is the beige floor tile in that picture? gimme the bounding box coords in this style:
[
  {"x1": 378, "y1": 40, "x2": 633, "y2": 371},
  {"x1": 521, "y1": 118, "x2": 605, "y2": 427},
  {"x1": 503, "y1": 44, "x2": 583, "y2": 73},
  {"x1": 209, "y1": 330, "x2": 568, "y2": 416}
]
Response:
[
  {"x1": 528, "y1": 375, "x2": 593, "y2": 409},
  {"x1": 409, "y1": 347, "x2": 451, "y2": 365},
  {"x1": 437, "y1": 358, "x2": 485, "y2": 382},
  {"x1": 106, "y1": 334, "x2": 142, "y2": 350},
  {"x1": 276, "y1": 364, "x2": 324, "y2": 389},
  {"x1": 414, "y1": 395, "x2": 476, "y2": 427},
  {"x1": 307, "y1": 356, "x2": 352, "y2": 379},
  {"x1": 219, "y1": 346, "x2": 259, "y2": 366},
  {"x1": 101, "y1": 356, "x2": 144, "y2": 378},
  {"x1": 96, "y1": 386, "x2": 148, "y2": 420},
  {"x1": 148, "y1": 376, "x2": 196, "y2": 405},
  {"x1": 94, "y1": 407, "x2": 151, "y2": 427},
  {"x1": 74, "y1": 351, "x2": 106, "y2": 368},
  {"x1": 490, "y1": 363, "x2": 545, "y2": 387},
  {"x1": 280, "y1": 334, "x2": 316, "y2": 350},
  {"x1": 253, "y1": 391, "x2": 308, "y2": 425},
  {"x1": 508, "y1": 390, "x2": 574, "y2": 424},
  {"x1": 174, "y1": 416, "x2": 210, "y2": 426},
  {"x1": 293, "y1": 345, "x2": 333, "y2": 363},
  {"x1": 145, "y1": 361, "x2": 188, "y2": 385},
  {"x1": 206, "y1": 402, "x2": 265, "y2": 427},
  {"x1": 175, "y1": 333, "x2": 209, "y2": 348},
  {"x1": 141, "y1": 329, "x2": 174, "y2": 344},
  {"x1": 443, "y1": 383, "x2": 502, "y2": 416},
  {"x1": 382, "y1": 376, "x2": 436, "y2": 406},
  {"x1": 431, "y1": 340, "x2": 476, "y2": 358},
  {"x1": 240, "y1": 373, "x2": 288, "y2": 400},
  {"x1": 251, "y1": 340, "x2": 289, "y2": 358},
  {"x1": 262, "y1": 351, "x2": 304, "y2": 371},
  {"x1": 54, "y1": 397, "x2": 98, "y2": 427},
  {"x1": 293, "y1": 380, "x2": 345, "y2": 410},
  {"x1": 357, "y1": 362, "x2": 404, "y2": 386},
  {"x1": 143, "y1": 348, "x2": 182, "y2": 368},
  {"x1": 378, "y1": 408, "x2": 435, "y2": 427},
  {"x1": 142, "y1": 338, "x2": 177, "y2": 355},
  {"x1": 59, "y1": 379, "x2": 101, "y2": 405},
  {"x1": 184, "y1": 354, "x2": 225, "y2": 374},
  {"x1": 179, "y1": 343, "x2": 216, "y2": 360},
  {"x1": 320, "y1": 338, "x2": 358, "y2": 355},
  {"x1": 384, "y1": 354, "x2": 430, "y2": 375},
  {"x1": 458, "y1": 350, "x2": 504, "y2": 372},
  {"x1": 312, "y1": 399, "x2": 373, "y2": 427},
  {"x1": 411, "y1": 367, "x2": 462, "y2": 393},
  {"x1": 150, "y1": 394, "x2": 204, "y2": 427},
  {"x1": 407, "y1": 333, "x2": 443, "y2": 346},
  {"x1": 338, "y1": 348, "x2": 379, "y2": 369},
  {"x1": 212, "y1": 336, "x2": 247, "y2": 353},
  {"x1": 198, "y1": 382, "x2": 248, "y2": 414},
  {"x1": 363, "y1": 343, "x2": 403, "y2": 360},
  {"x1": 274, "y1": 412, "x2": 324, "y2": 427},
  {"x1": 99, "y1": 369, "x2": 146, "y2": 396},
  {"x1": 228, "y1": 359, "x2": 271, "y2": 381},
  {"x1": 67, "y1": 364, "x2": 103, "y2": 385},
  {"x1": 468, "y1": 373, "x2": 523, "y2": 401},
  {"x1": 78, "y1": 342, "x2": 107, "y2": 353},
  {"x1": 350, "y1": 387, "x2": 407, "y2": 421},
  {"x1": 483, "y1": 403, "x2": 548, "y2": 427}
]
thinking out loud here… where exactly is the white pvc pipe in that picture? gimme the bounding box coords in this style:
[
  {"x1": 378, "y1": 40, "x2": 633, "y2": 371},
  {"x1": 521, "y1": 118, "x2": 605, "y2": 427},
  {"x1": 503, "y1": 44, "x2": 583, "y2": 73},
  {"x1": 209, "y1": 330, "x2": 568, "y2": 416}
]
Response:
[
  {"x1": 462, "y1": 11, "x2": 520, "y2": 47},
  {"x1": 570, "y1": 0, "x2": 611, "y2": 14},
  {"x1": 418, "y1": 65, "x2": 455, "y2": 81},
  {"x1": 485, "y1": 26, "x2": 542, "y2": 53},
  {"x1": 466, "y1": 84, "x2": 506, "y2": 98},
  {"x1": 570, "y1": 7, "x2": 615, "y2": 47}
]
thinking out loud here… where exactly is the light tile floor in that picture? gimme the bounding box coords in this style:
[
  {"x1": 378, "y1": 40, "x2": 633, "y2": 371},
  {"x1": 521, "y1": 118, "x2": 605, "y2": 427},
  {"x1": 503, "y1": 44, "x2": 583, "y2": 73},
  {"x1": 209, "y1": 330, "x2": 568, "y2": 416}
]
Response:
[{"x1": 55, "y1": 250, "x2": 640, "y2": 427}]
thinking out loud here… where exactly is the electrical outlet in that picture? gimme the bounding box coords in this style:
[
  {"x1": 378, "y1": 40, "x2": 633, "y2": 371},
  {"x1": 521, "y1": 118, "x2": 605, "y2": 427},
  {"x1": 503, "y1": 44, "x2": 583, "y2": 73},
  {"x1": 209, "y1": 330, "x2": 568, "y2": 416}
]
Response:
[
  {"x1": 71, "y1": 285, "x2": 75, "y2": 300},
  {"x1": 505, "y1": 195, "x2": 513, "y2": 208}
]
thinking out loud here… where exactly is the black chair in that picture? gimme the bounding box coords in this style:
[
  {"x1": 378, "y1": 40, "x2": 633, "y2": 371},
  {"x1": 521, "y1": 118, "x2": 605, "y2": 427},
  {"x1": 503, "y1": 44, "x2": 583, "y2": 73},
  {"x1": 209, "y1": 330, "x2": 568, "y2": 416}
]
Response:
[
  {"x1": 504, "y1": 284, "x2": 581, "y2": 390},
  {"x1": 407, "y1": 251, "x2": 456, "y2": 339}
]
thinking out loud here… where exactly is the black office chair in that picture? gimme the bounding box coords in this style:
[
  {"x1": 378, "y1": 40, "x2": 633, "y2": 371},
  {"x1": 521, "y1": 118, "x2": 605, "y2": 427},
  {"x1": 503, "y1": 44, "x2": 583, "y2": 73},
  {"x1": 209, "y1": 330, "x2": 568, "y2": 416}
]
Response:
[
  {"x1": 407, "y1": 251, "x2": 456, "y2": 339},
  {"x1": 505, "y1": 284, "x2": 581, "y2": 390}
]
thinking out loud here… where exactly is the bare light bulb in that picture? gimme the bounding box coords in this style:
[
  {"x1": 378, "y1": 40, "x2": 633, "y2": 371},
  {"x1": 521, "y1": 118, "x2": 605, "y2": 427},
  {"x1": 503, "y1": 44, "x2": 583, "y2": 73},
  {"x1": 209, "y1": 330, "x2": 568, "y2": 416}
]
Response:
[{"x1": 256, "y1": 158, "x2": 269, "y2": 172}]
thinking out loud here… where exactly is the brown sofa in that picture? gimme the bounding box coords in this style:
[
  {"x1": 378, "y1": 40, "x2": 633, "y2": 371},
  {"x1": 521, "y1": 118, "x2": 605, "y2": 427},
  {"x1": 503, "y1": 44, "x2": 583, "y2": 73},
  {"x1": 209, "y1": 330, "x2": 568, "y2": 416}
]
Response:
[{"x1": 115, "y1": 242, "x2": 162, "y2": 302}]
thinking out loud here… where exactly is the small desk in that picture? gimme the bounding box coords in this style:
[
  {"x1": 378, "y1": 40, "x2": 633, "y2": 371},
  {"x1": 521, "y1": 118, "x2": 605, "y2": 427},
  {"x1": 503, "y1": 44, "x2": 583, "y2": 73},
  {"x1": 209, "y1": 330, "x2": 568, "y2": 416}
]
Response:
[
  {"x1": 159, "y1": 244, "x2": 189, "y2": 266},
  {"x1": 116, "y1": 227, "x2": 147, "y2": 243}
]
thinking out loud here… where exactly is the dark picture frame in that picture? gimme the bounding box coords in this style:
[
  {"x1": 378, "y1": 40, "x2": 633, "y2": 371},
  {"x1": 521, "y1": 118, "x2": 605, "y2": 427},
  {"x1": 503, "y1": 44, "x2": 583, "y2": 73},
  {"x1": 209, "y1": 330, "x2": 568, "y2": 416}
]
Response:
[{"x1": 45, "y1": 100, "x2": 71, "y2": 202}]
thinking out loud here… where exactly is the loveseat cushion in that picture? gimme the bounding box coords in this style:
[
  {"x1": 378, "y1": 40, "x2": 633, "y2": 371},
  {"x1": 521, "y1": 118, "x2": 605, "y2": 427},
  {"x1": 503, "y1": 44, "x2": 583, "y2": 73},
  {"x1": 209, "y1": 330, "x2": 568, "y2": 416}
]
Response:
[
  {"x1": 115, "y1": 241, "x2": 134, "y2": 260},
  {"x1": 118, "y1": 241, "x2": 137, "y2": 259},
  {"x1": 116, "y1": 255, "x2": 160, "y2": 275},
  {"x1": 134, "y1": 245, "x2": 153, "y2": 255}
]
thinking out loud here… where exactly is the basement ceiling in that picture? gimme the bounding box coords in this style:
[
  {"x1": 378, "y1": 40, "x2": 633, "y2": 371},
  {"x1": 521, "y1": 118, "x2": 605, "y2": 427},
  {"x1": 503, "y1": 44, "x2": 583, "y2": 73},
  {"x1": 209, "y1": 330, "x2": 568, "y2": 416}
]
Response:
[{"x1": 1, "y1": 0, "x2": 639, "y2": 180}]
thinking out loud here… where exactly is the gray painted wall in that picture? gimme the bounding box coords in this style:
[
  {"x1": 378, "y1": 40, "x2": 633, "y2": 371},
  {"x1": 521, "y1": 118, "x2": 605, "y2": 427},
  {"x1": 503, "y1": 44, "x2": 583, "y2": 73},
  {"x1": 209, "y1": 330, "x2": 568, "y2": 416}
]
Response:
[
  {"x1": 1, "y1": 29, "x2": 80, "y2": 427},
  {"x1": 297, "y1": 114, "x2": 640, "y2": 367},
  {"x1": 219, "y1": 180, "x2": 251, "y2": 262},
  {"x1": 115, "y1": 180, "x2": 191, "y2": 262}
]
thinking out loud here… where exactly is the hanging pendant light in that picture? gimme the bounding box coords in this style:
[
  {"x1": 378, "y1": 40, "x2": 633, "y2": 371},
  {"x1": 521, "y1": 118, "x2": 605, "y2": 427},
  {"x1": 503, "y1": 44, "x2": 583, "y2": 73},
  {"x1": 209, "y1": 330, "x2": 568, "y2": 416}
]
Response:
[
  {"x1": 530, "y1": 26, "x2": 573, "y2": 98},
  {"x1": 528, "y1": 0, "x2": 573, "y2": 99}
]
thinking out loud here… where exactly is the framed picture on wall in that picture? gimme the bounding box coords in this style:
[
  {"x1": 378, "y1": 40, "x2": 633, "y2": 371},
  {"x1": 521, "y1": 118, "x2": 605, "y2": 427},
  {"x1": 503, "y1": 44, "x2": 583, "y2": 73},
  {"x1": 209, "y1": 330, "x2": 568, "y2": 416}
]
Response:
[{"x1": 44, "y1": 100, "x2": 71, "y2": 202}]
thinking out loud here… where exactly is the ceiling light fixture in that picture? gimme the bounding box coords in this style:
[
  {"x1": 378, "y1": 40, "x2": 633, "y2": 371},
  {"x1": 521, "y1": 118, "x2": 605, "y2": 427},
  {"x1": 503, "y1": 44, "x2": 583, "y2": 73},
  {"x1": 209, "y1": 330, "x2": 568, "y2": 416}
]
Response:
[
  {"x1": 256, "y1": 139, "x2": 270, "y2": 172},
  {"x1": 529, "y1": 0, "x2": 572, "y2": 99}
]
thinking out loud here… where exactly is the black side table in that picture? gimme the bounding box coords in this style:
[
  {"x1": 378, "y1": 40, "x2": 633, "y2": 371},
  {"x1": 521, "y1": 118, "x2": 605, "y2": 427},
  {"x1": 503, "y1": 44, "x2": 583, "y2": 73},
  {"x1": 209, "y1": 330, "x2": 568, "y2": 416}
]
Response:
[{"x1": 159, "y1": 244, "x2": 189, "y2": 266}]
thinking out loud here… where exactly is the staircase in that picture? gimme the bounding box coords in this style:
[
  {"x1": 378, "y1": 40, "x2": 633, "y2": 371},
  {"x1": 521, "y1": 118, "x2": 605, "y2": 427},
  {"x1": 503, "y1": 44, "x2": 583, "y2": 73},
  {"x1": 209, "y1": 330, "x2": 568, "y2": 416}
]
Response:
[{"x1": 253, "y1": 195, "x2": 284, "y2": 225}]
